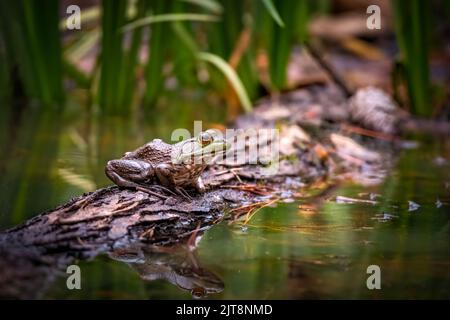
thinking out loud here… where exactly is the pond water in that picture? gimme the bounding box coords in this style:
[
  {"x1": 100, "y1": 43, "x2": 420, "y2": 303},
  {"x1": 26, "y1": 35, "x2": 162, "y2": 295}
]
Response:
[{"x1": 0, "y1": 96, "x2": 449, "y2": 299}]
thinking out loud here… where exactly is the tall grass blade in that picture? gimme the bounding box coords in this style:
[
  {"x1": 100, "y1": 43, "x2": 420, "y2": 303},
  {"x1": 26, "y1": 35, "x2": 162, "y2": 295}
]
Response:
[
  {"x1": 122, "y1": 13, "x2": 220, "y2": 32},
  {"x1": 392, "y1": 0, "x2": 431, "y2": 116},
  {"x1": 262, "y1": 0, "x2": 285, "y2": 27},
  {"x1": 181, "y1": 0, "x2": 223, "y2": 14},
  {"x1": 0, "y1": 0, "x2": 63, "y2": 107},
  {"x1": 267, "y1": 0, "x2": 309, "y2": 89},
  {"x1": 117, "y1": 0, "x2": 146, "y2": 107},
  {"x1": 63, "y1": 58, "x2": 91, "y2": 89},
  {"x1": 98, "y1": 0, "x2": 126, "y2": 112},
  {"x1": 198, "y1": 52, "x2": 252, "y2": 113},
  {"x1": 65, "y1": 29, "x2": 101, "y2": 63},
  {"x1": 144, "y1": 0, "x2": 169, "y2": 108},
  {"x1": 170, "y1": 0, "x2": 199, "y2": 87}
]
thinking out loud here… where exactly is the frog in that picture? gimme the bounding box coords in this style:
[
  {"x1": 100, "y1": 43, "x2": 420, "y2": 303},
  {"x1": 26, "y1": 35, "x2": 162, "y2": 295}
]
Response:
[{"x1": 105, "y1": 129, "x2": 230, "y2": 196}]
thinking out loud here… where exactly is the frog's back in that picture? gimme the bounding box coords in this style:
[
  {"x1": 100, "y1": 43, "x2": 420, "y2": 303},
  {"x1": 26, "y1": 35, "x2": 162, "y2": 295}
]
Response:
[{"x1": 125, "y1": 139, "x2": 173, "y2": 163}]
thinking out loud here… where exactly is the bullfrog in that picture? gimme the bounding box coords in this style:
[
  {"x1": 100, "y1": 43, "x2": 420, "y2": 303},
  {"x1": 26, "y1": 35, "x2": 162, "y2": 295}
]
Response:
[{"x1": 105, "y1": 129, "x2": 230, "y2": 195}]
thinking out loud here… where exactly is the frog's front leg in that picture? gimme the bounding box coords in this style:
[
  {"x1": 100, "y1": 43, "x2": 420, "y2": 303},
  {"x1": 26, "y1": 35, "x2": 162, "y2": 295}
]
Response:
[
  {"x1": 154, "y1": 164, "x2": 192, "y2": 199},
  {"x1": 154, "y1": 163, "x2": 174, "y2": 189},
  {"x1": 105, "y1": 159, "x2": 155, "y2": 189},
  {"x1": 154, "y1": 164, "x2": 206, "y2": 192}
]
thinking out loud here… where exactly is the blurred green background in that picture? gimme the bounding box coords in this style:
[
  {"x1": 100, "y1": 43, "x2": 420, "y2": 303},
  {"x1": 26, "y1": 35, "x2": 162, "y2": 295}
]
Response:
[
  {"x1": 1, "y1": 0, "x2": 449, "y2": 116},
  {"x1": 0, "y1": 0, "x2": 449, "y2": 299}
]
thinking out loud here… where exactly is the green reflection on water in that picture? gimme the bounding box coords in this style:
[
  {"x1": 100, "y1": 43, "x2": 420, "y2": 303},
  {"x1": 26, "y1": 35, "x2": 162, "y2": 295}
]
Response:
[
  {"x1": 47, "y1": 137, "x2": 450, "y2": 299},
  {"x1": 1, "y1": 97, "x2": 449, "y2": 299},
  {"x1": 0, "y1": 94, "x2": 226, "y2": 229},
  {"x1": 196, "y1": 146, "x2": 450, "y2": 299}
]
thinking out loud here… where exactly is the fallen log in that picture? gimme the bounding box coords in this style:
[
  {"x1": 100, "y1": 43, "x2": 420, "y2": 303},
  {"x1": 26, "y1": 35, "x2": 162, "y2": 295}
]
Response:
[{"x1": 1, "y1": 84, "x2": 446, "y2": 298}]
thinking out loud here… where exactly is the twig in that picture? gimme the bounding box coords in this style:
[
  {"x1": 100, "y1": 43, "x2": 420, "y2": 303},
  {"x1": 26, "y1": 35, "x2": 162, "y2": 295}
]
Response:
[
  {"x1": 228, "y1": 197, "x2": 279, "y2": 225},
  {"x1": 229, "y1": 28, "x2": 251, "y2": 69},
  {"x1": 187, "y1": 223, "x2": 202, "y2": 249},
  {"x1": 135, "y1": 186, "x2": 168, "y2": 199},
  {"x1": 243, "y1": 198, "x2": 279, "y2": 225},
  {"x1": 341, "y1": 124, "x2": 402, "y2": 142},
  {"x1": 305, "y1": 41, "x2": 352, "y2": 97},
  {"x1": 221, "y1": 184, "x2": 274, "y2": 196},
  {"x1": 335, "y1": 195, "x2": 378, "y2": 205}
]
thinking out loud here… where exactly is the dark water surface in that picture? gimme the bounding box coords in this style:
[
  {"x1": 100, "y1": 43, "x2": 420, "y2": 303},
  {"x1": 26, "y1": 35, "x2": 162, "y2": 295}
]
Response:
[{"x1": 1, "y1": 99, "x2": 449, "y2": 299}]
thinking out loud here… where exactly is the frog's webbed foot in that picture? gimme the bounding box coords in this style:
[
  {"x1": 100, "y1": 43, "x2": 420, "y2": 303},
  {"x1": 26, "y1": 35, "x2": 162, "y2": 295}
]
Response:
[{"x1": 175, "y1": 178, "x2": 205, "y2": 200}]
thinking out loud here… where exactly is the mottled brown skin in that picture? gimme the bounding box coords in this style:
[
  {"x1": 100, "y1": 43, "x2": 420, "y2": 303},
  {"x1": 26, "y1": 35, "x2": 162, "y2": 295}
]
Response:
[{"x1": 105, "y1": 131, "x2": 229, "y2": 194}]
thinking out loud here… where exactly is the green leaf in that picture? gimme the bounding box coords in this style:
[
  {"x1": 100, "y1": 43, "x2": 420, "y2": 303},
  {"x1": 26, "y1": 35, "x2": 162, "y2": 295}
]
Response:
[
  {"x1": 181, "y1": 0, "x2": 223, "y2": 14},
  {"x1": 172, "y1": 21, "x2": 199, "y2": 53},
  {"x1": 197, "y1": 52, "x2": 252, "y2": 113},
  {"x1": 65, "y1": 29, "x2": 100, "y2": 62},
  {"x1": 63, "y1": 58, "x2": 90, "y2": 88},
  {"x1": 392, "y1": 0, "x2": 431, "y2": 116},
  {"x1": 262, "y1": 0, "x2": 285, "y2": 27},
  {"x1": 122, "y1": 13, "x2": 220, "y2": 32}
]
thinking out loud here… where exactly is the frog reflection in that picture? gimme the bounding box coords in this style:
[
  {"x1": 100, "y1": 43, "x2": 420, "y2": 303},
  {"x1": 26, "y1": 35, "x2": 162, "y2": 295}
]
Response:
[{"x1": 108, "y1": 244, "x2": 224, "y2": 298}]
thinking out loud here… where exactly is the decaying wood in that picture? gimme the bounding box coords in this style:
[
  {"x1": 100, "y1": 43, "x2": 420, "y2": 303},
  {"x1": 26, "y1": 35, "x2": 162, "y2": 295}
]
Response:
[{"x1": 0, "y1": 84, "x2": 447, "y2": 298}]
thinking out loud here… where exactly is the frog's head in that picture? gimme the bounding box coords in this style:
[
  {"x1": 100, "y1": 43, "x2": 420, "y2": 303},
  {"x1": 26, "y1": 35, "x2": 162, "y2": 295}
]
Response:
[{"x1": 173, "y1": 129, "x2": 230, "y2": 165}]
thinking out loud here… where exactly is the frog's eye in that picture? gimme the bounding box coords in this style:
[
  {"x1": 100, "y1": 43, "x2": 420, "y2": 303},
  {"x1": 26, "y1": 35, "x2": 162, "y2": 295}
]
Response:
[{"x1": 198, "y1": 131, "x2": 213, "y2": 146}]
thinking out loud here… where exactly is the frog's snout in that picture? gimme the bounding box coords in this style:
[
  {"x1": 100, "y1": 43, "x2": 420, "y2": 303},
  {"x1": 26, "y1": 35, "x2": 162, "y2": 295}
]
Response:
[{"x1": 106, "y1": 159, "x2": 126, "y2": 172}]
